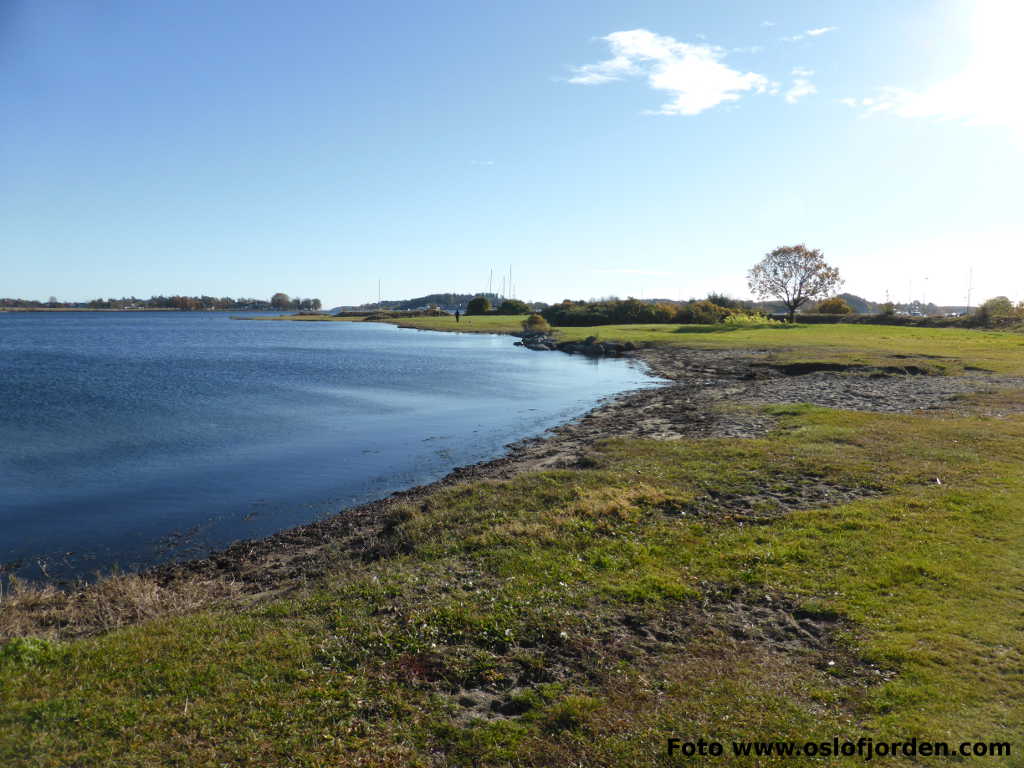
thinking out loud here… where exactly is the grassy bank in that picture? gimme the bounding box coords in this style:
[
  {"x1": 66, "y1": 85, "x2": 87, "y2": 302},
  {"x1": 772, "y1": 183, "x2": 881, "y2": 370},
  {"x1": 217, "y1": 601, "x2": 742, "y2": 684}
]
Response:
[
  {"x1": 250, "y1": 313, "x2": 529, "y2": 333},
  {"x1": 391, "y1": 314, "x2": 1024, "y2": 375},
  {"x1": 3, "y1": 325, "x2": 1022, "y2": 766}
]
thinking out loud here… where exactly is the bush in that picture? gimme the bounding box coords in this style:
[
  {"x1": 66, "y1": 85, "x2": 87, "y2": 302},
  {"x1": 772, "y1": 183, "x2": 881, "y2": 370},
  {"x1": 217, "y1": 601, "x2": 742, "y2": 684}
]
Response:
[
  {"x1": 676, "y1": 300, "x2": 731, "y2": 324},
  {"x1": 705, "y1": 292, "x2": 744, "y2": 309},
  {"x1": 981, "y1": 296, "x2": 1013, "y2": 316},
  {"x1": 466, "y1": 297, "x2": 491, "y2": 315},
  {"x1": 816, "y1": 297, "x2": 852, "y2": 315},
  {"x1": 723, "y1": 312, "x2": 776, "y2": 325},
  {"x1": 522, "y1": 313, "x2": 551, "y2": 333},
  {"x1": 971, "y1": 296, "x2": 1022, "y2": 328},
  {"x1": 496, "y1": 299, "x2": 530, "y2": 315},
  {"x1": 541, "y1": 298, "x2": 676, "y2": 326}
]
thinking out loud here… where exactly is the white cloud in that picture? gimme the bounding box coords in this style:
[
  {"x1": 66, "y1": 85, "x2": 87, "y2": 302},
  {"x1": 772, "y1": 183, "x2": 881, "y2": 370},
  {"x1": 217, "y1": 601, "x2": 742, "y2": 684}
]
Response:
[
  {"x1": 731, "y1": 45, "x2": 765, "y2": 54},
  {"x1": 837, "y1": 97, "x2": 858, "y2": 107},
  {"x1": 568, "y1": 29, "x2": 770, "y2": 115},
  {"x1": 568, "y1": 54, "x2": 639, "y2": 85},
  {"x1": 845, "y1": 1, "x2": 1024, "y2": 132},
  {"x1": 785, "y1": 67, "x2": 817, "y2": 103},
  {"x1": 761, "y1": 20, "x2": 776, "y2": 28},
  {"x1": 783, "y1": 26, "x2": 838, "y2": 42},
  {"x1": 785, "y1": 79, "x2": 817, "y2": 104}
]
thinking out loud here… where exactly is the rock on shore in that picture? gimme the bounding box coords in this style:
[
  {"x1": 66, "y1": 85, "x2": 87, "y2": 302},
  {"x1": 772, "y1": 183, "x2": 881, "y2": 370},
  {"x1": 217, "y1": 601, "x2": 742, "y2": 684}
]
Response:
[{"x1": 514, "y1": 332, "x2": 637, "y2": 356}]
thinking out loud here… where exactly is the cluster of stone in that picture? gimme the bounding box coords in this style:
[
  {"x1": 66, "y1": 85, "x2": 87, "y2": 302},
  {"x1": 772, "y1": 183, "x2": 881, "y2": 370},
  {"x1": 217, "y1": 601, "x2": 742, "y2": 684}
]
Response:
[{"x1": 514, "y1": 332, "x2": 638, "y2": 357}]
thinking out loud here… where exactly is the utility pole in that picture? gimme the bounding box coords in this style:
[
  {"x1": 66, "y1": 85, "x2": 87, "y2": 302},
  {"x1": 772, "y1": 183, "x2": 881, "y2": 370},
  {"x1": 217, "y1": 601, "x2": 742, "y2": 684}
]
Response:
[
  {"x1": 377, "y1": 279, "x2": 381, "y2": 307},
  {"x1": 967, "y1": 268, "x2": 973, "y2": 311},
  {"x1": 488, "y1": 269, "x2": 493, "y2": 299}
]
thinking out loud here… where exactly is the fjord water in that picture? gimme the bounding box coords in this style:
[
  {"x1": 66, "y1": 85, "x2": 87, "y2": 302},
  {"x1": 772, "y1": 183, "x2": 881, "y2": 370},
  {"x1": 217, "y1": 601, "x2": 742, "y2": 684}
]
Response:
[{"x1": 0, "y1": 313, "x2": 656, "y2": 581}]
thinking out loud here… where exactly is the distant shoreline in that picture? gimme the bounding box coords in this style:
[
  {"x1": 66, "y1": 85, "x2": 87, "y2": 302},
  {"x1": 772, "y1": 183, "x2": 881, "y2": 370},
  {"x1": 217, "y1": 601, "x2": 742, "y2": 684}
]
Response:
[
  {"x1": 0, "y1": 307, "x2": 182, "y2": 312},
  {"x1": 0, "y1": 308, "x2": 272, "y2": 313}
]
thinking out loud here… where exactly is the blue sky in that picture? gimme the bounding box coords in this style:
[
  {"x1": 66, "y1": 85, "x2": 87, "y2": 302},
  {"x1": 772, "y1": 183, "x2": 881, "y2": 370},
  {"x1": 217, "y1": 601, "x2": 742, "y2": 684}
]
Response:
[{"x1": 2, "y1": 0, "x2": 1021, "y2": 307}]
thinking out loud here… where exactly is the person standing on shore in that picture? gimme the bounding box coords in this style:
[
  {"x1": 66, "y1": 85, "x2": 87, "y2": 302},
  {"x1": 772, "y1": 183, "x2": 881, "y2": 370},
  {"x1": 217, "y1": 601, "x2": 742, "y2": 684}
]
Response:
[{"x1": 455, "y1": 309, "x2": 460, "y2": 323}]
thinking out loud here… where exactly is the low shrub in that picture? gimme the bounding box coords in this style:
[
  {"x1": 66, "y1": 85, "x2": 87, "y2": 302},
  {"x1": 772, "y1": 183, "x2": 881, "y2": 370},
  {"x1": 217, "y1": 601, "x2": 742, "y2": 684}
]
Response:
[
  {"x1": 676, "y1": 300, "x2": 731, "y2": 324},
  {"x1": 723, "y1": 312, "x2": 776, "y2": 325},
  {"x1": 466, "y1": 297, "x2": 491, "y2": 315},
  {"x1": 542, "y1": 298, "x2": 677, "y2": 326},
  {"x1": 522, "y1": 314, "x2": 551, "y2": 333},
  {"x1": 816, "y1": 297, "x2": 853, "y2": 315},
  {"x1": 969, "y1": 296, "x2": 1023, "y2": 328},
  {"x1": 496, "y1": 299, "x2": 530, "y2": 315}
]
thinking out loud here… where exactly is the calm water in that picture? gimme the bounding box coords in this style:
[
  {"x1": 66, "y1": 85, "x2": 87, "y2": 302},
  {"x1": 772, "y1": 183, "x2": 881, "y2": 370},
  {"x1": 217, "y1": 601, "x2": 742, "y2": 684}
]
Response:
[{"x1": 0, "y1": 312, "x2": 657, "y2": 581}]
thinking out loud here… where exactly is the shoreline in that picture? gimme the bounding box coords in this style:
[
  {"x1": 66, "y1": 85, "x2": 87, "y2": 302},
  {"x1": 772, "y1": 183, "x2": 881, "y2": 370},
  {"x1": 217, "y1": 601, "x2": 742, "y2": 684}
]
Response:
[
  {"x1": 2, "y1": 326, "x2": 655, "y2": 593},
  {"x1": 136, "y1": 339, "x2": 1024, "y2": 597},
  {"x1": 155, "y1": 342, "x2": 1011, "y2": 589},
  {"x1": 6, "y1": 325, "x2": 1024, "y2": 762},
  {"x1": 11, "y1": 333, "x2": 1018, "y2": 615}
]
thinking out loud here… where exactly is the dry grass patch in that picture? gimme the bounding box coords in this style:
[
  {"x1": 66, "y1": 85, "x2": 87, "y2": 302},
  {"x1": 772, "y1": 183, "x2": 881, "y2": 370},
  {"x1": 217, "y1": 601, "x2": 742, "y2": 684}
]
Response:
[{"x1": 0, "y1": 573, "x2": 243, "y2": 640}]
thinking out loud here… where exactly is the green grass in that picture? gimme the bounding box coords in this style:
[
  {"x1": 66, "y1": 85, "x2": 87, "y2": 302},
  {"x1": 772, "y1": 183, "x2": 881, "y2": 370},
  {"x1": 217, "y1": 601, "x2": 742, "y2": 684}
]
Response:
[
  {"x1": 390, "y1": 314, "x2": 529, "y2": 334},
  {"x1": 550, "y1": 322, "x2": 1024, "y2": 375},
  {"x1": 384, "y1": 316, "x2": 1024, "y2": 374},
  {"x1": 4, "y1": 323, "x2": 1023, "y2": 766},
  {"x1": 3, "y1": 403, "x2": 1023, "y2": 764},
  {"x1": 255, "y1": 313, "x2": 1024, "y2": 376},
  {"x1": 243, "y1": 314, "x2": 526, "y2": 332}
]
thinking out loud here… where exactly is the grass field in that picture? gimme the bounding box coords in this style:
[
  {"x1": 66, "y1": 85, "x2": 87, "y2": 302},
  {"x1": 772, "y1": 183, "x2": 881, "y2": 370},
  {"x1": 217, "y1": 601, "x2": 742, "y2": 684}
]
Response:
[
  {"x1": 3, "y1": 322, "x2": 1022, "y2": 766},
  {"x1": 258, "y1": 313, "x2": 531, "y2": 333},
  {"x1": 391, "y1": 314, "x2": 1024, "y2": 375}
]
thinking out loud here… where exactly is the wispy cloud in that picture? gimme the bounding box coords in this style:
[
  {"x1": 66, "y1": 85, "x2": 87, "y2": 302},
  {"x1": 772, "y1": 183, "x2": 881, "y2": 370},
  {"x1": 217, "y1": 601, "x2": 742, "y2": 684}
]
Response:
[
  {"x1": 761, "y1": 20, "x2": 776, "y2": 28},
  {"x1": 783, "y1": 25, "x2": 838, "y2": 42},
  {"x1": 849, "y1": 80, "x2": 1018, "y2": 126},
  {"x1": 785, "y1": 72, "x2": 817, "y2": 104},
  {"x1": 568, "y1": 29, "x2": 770, "y2": 115},
  {"x1": 840, "y1": 3, "x2": 1023, "y2": 132},
  {"x1": 567, "y1": 52, "x2": 639, "y2": 85},
  {"x1": 471, "y1": 160, "x2": 496, "y2": 166}
]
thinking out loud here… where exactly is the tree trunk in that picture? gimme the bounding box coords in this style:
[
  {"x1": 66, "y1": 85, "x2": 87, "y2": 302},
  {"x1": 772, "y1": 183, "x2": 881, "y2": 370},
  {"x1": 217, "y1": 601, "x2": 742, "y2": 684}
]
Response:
[{"x1": 787, "y1": 307, "x2": 796, "y2": 323}]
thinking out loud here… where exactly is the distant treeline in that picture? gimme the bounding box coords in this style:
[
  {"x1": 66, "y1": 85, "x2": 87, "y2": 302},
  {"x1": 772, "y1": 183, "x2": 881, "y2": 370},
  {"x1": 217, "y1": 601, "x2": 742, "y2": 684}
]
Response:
[
  {"x1": 2, "y1": 294, "x2": 321, "y2": 311},
  {"x1": 537, "y1": 295, "x2": 999, "y2": 328},
  {"x1": 354, "y1": 293, "x2": 496, "y2": 311},
  {"x1": 540, "y1": 296, "x2": 766, "y2": 326}
]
